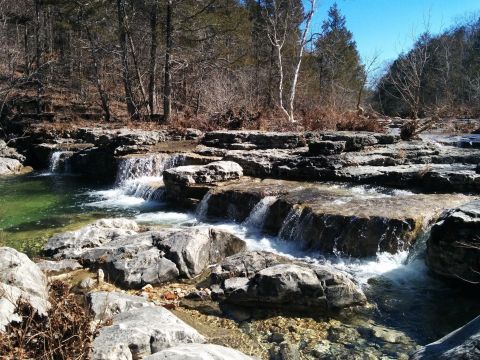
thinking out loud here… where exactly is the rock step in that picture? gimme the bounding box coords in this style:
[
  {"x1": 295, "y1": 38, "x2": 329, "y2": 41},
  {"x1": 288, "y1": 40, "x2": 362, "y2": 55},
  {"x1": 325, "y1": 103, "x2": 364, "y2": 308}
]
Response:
[{"x1": 201, "y1": 178, "x2": 472, "y2": 257}]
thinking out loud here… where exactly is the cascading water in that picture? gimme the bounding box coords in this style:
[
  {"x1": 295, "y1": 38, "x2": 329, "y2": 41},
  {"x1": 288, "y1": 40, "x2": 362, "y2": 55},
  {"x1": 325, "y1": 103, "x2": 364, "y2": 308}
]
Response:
[
  {"x1": 48, "y1": 151, "x2": 72, "y2": 174},
  {"x1": 195, "y1": 191, "x2": 213, "y2": 220},
  {"x1": 242, "y1": 196, "x2": 277, "y2": 229},
  {"x1": 88, "y1": 153, "x2": 185, "y2": 208}
]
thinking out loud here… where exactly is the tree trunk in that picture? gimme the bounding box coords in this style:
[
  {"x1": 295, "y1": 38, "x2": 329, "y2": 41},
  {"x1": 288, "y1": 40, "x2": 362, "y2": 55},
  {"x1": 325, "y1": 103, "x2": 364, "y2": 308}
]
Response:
[
  {"x1": 148, "y1": 0, "x2": 159, "y2": 116},
  {"x1": 86, "y1": 28, "x2": 111, "y2": 122},
  {"x1": 163, "y1": 0, "x2": 173, "y2": 122},
  {"x1": 116, "y1": 0, "x2": 137, "y2": 118}
]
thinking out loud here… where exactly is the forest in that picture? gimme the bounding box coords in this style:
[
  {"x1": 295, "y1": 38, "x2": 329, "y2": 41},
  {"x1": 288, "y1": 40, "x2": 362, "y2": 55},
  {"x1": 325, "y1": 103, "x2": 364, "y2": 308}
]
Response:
[{"x1": 0, "y1": 0, "x2": 479, "y2": 131}]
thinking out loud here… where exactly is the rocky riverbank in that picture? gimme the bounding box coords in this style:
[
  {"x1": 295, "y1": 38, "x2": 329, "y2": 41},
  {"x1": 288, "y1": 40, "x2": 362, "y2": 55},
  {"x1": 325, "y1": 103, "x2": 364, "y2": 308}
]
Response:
[{"x1": 1, "y1": 125, "x2": 480, "y2": 359}]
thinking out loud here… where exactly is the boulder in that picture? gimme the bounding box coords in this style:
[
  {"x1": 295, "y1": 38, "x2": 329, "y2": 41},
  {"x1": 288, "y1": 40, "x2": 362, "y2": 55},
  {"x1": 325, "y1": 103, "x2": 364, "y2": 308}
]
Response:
[
  {"x1": 81, "y1": 232, "x2": 180, "y2": 288},
  {"x1": 164, "y1": 161, "x2": 243, "y2": 186},
  {"x1": 0, "y1": 157, "x2": 24, "y2": 175},
  {"x1": 88, "y1": 291, "x2": 155, "y2": 321},
  {"x1": 92, "y1": 306, "x2": 205, "y2": 360},
  {"x1": 154, "y1": 228, "x2": 246, "y2": 278},
  {"x1": 210, "y1": 251, "x2": 366, "y2": 312},
  {"x1": 426, "y1": 200, "x2": 480, "y2": 284},
  {"x1": 164, "y1": 161, "x2": 243, "y2": 206},
  {"x1": 411, "y1": 316, "x2": 480, "y2": 360},
  {"x1": 0, "y1": 247, "x2": 49, "y2": 332},
  {"x1": 143, "y1": 344, "x2": 254, "y2": 360},
  {"x1": 0, "y1": 140, "x2": 26, "y2": 162},
  {"x1": 73, "y1": 226, "x2": 245, "y2": 288},
  {"x1": 43, "y1": 218, "x2": 139, "y2": 259}
]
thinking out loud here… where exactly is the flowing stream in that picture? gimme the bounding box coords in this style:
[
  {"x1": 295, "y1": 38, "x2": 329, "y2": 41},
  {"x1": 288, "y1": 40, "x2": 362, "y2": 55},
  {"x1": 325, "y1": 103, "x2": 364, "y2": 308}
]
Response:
[{"x1": 0, "y1": 159, "x2": 478, "y2": 349}]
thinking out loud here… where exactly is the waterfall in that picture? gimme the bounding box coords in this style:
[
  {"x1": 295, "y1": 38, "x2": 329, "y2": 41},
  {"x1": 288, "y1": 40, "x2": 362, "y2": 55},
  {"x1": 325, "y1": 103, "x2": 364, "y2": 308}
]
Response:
[
  {"x1": 242, "y1": 196, "x2": 277, "y2": 229},
  {"x1": 48, "y1": 151, "x2": 72, "y2": 174},
  {"x1": 196, "y1": 191, "x2": 213, "y2": 220},
  {"x1": 116, "y1": 153, "x2": 185, "y2": 185},
  {"x1": 87, "y1": 153, "x2": 185, "y2": 207},
  {"x1": 278, "y1": 207, "x2": 307, "y2": 241}
]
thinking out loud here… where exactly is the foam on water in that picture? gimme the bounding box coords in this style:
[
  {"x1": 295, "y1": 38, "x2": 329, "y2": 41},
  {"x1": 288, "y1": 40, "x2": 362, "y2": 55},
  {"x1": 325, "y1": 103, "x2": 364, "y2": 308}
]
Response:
[
  {"x1": 135, "y1": 211, "x2": 193, "y2": 225},
  {"x1": 88, "y1": 154, "x2": 184, "y2": 209}
]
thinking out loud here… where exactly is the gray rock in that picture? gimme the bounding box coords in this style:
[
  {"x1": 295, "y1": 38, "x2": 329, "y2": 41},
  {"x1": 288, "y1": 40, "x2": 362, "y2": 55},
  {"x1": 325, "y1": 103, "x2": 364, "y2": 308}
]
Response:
[
  {"x1": 79, "y1": 227, "x2": 245, "y2": 288},
  {"x1": 309, "y1": 141, "x2": 346, "y2": 155},
  {"x1": 0, "y1": 140, "x2": 25, "y2": 162},
  {"x1": 43, "y1": 218, "x2": 139, "y2": 259},
  {"x1": 411, "y1": 316, "x2": 480, "y2": 360},
  {"x1": 143, "y1": 343, "x2": 254, "y2": 360},
  {"x1": 164, "y1": 161, "x2": 243, "y2": 185},
  {"x1": 0, "y1": 157, "x2": 23, "y2": 176},
  {"x1": 0, "y1": 247, "x2": 49, "y2": 332},
  {"x1": 211, "y1": 251, "x2": 366, "y2": 312},
  {"x1": 81, "y1": 232, "x2": 180, "y2": 288},
  {"x1": 426, "y1": 200, "x2": 480, "y2": 284},
  {"x1": 202, "y1": 130, "x2": 306, "y2": 150},
  {"x1": 88, "y1": 291, "x2": 154, "y2": 321},
  {"x1": 155, "y1": 228, "x2": 246, "y2": 278},
  {"x1": 92, "y1": 306, "x2": 205, "y2": 360},
  {"x1": 36, "y1": 259, "x2": 82, "y2": 274},
  {"x1": 79, "y1": 277, "x2": 95, "y2": 289},
  {"x1": 321, "y1": 131, "x2": 378, "y2": 151}
]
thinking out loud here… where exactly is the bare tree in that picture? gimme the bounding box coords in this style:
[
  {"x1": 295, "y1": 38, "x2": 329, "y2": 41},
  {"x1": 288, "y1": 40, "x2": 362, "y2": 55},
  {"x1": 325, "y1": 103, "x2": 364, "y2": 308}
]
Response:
[
  {"x1": 163, "y1": 0, "x2": 173, "y2": 122},
  {"x1": 264, "y1": 0, "x2": 315, "y2": 123},
  {"x1": 386, "y1": 33, "x2": 432, "y2": 119}
]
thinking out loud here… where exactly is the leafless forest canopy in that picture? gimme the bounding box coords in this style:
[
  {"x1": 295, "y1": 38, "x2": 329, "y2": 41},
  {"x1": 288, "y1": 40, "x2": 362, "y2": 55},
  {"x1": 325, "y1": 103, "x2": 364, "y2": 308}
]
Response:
[{"x1": 0, "y1": 0, "x2": 479, "y2": 130}]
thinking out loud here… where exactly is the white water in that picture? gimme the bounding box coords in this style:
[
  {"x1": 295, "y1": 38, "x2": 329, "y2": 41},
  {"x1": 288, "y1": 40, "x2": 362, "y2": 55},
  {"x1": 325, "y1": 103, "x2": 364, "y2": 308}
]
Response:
[
  {"x1": 44, "y1": 151, "x2": 72, "y2": 175},
  {"x1": 242, "y1": 196, "x2": 277, "y2": 229},
  {"x1": 88, "y1": 154, "x2": 184, "y2": 209}
]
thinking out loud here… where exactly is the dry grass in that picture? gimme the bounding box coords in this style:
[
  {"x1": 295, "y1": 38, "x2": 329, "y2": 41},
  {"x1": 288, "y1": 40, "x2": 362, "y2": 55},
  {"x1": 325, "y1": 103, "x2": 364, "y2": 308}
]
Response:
[{"x1": 0, "y1": 281, "x2": 94, "y2": 360}]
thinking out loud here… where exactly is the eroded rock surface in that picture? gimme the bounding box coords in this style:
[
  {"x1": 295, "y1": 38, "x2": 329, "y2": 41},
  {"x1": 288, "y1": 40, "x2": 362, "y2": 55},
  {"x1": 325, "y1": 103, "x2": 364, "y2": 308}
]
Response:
[
  {"x1": 0, "y1": 247, "x2": 49, "y2": 332},
  {"x1": 202, "y1": 179, "x2": 471, "y2": 257},
  {"x1": 411, "y1": 316, "x2": 480, "y2": 360},
  {"x1": 45, "y1": 221, "x2": 246, "y2": 288},
  {"x1": 427, "y1": 200, "x2": 480, "y2": 284},
  {"x1": 143, "y1": 343, "x2": 255, "y2": 360},
  {"x1": 92, "y1": 306, "x2": 205, "y2": 359},
  {"x1": 43, "y1": 218, "x2": 139, "y2": 259},
  {"x1": 210, "y1": 251, "x2": 366, "y2": 312}
]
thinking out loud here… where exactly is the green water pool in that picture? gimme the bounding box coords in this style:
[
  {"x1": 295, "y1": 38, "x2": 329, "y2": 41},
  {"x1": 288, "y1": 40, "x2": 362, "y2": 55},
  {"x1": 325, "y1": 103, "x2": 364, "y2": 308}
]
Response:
[{"x1": 0, "y1": 173, "x2": 137, "y2": 257}]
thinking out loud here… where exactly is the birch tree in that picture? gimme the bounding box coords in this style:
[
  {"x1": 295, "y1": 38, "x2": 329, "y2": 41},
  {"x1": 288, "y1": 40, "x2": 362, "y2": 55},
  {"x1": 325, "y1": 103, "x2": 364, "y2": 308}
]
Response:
[{"x1": 263, "y1": 0, "x2": 315, "y2": 122}]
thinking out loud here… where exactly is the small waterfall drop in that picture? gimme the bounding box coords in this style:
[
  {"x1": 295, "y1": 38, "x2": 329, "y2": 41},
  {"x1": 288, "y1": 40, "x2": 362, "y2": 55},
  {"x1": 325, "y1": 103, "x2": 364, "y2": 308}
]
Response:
[
  {"x1": 242, "y1": 196, "x2": 277, "y2": 229},
  {"x1": 196, "y1": 191, "x2": 213, "y2": 220},
  {"x1": 48, "y1": 151, "x2": 72, "y2": 174},
  {"x1": 88, "y1": 153, "x2": 185, "y2": 207}
]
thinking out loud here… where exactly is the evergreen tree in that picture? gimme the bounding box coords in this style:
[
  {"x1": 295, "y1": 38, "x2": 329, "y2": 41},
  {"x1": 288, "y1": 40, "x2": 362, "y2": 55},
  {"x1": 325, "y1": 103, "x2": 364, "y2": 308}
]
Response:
[{"x1": 314, "y1": 3, "x2": 364, "y2": 108}]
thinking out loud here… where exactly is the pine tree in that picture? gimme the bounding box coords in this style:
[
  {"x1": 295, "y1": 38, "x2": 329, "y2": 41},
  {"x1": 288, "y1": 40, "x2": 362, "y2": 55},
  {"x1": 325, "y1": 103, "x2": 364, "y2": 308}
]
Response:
[{"x1": 314, "y1": 3, "x2": 364, "y2": 108}]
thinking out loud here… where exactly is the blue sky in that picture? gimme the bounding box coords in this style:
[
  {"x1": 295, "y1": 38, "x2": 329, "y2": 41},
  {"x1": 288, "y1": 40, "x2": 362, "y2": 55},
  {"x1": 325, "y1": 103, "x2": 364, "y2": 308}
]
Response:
[{"x1": 309, "y1": 0, "x2": 480, "y2": 66}]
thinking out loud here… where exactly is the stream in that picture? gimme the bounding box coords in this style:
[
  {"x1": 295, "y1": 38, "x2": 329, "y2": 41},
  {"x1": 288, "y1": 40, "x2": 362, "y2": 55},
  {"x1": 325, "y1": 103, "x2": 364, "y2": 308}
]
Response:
[{"x1": 0, "y1": 151, "x2": 478, "y2": 351}]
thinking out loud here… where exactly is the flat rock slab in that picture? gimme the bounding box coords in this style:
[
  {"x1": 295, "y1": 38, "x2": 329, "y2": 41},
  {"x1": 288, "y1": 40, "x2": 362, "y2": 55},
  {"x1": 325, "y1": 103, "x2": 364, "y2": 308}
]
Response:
[
  {"x1": 0, "y1": 247, "x2": 49, "y2": 332},
  {"x1": 202, "y1": 178, "x2": 472, "y2": 257},
  {"x1": 202, "y1": 130, "x2": 306, "y2": 149},
  {"x1": 88, "y1": 291, "x2": 155, "y2": 321},
  {"x1": 43, "y1": 218, "x2": 140, "y2": 259},
  {"x1": 210, "y1": 251, "x2": 366, "y2": 312},
  {"x1": 92, "y1": 306, "x2": 205, "y2": 360},
  {"x1": 411, "y1": 315, "x2": 480, "y2": 360},
  {"x1": 427, "y1": 200, "x2": 480, "y2": 284},
  {"x1": 164, "y1": 161, "x2": 243, "y2": 185},
  {"x1": 143, "y1": 343, "x2": 255, "y2": 360}
]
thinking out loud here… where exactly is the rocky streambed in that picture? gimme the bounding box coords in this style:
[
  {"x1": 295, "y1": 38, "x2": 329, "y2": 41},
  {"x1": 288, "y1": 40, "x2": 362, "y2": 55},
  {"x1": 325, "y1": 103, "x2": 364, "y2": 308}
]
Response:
[{"x1": 1, "y1": 126, "x2": 480, "y2": 359}]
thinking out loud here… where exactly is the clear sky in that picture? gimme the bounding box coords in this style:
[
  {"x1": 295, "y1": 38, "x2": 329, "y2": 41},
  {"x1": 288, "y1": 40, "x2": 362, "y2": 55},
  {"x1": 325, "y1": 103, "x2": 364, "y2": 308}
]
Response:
[{"x1": 309, "y1": 0, "x2": 480, "y2": 66}]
